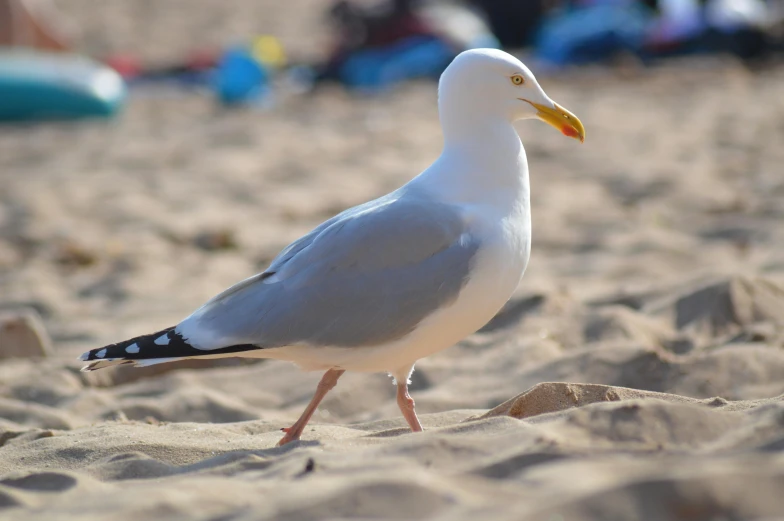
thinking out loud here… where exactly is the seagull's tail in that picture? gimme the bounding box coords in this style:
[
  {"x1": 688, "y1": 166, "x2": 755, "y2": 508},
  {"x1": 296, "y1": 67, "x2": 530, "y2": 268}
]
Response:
[{"x1": 78, "y1": 327, "x2": 260, "y2": 372}]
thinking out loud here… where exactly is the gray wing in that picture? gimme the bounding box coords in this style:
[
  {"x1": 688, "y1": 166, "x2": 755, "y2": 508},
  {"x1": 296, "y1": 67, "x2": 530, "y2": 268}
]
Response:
[{"x1": 180, "y1": 190, "x2": 480, "y2": 349}]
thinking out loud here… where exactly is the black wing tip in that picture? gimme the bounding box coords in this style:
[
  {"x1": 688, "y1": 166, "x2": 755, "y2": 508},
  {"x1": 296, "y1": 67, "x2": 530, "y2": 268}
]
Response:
[
  {"x1": 77, "y1": 326, "x2": 261, "y2": 371},
  {"x1": 77, "y1": 327, "x2": 176, "y2": 366}
]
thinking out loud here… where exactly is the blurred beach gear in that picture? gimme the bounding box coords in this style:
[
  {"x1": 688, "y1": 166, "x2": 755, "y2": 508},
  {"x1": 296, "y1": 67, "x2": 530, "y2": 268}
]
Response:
[
  {"x1": 534, "y1": 1, "x2": 652, "y2": 66},
  {"x1": 313, "y1": 0, "x2": 783, "y2": 85},
  {"x1": 0, "y1": 51, "x2": 126, "y2": 121},
  {"x1": 529, "y1": 0, "x2": 782, "y2": 65},
  {"x1": 316, "y1": 0, "x2": 498, "y2": 90},
  {"x1": 214, "y1": 45, "x2": 271, "y2": 105},
  {"x1": 2, "y1": 0, "x2": 780, "y2": 123},
  {"x1": 0, "y1": 0, "x2": 125, "y2": 121},
  {"x1": 104, "y1": 35, "x2": 285, "y2": 107}
]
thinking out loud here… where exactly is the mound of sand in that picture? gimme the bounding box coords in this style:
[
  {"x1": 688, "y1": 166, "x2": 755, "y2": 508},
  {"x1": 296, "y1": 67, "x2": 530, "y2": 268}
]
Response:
[{"x1": 0, "y1": 380, "x2": 782, "y2": 521}]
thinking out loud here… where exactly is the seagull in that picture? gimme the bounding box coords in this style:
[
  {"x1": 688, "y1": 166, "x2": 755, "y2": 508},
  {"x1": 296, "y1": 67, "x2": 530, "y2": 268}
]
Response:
[{"x1": 79, "y1": 49, "x2": 584, "y2": 446}]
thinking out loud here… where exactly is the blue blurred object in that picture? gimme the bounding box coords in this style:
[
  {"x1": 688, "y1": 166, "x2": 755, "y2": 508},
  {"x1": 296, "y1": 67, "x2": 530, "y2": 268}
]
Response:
[
  {"x1": 535, "y1": 3, "x2": 652, "y2": 66},
  {"x1": 338, "y1": 36, "x2": 455, "y2": 91},
  {"x1": 0, "y1": 51, "x2": 126, "y2": 122},
  {"x1": 213, "y1": 46, "x2": 270, "y2": 105}
]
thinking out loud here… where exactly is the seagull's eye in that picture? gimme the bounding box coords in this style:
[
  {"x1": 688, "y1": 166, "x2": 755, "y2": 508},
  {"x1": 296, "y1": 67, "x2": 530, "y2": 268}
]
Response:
[{"x1": 510, "y1": 75, "x2": 525, "y2": 86}]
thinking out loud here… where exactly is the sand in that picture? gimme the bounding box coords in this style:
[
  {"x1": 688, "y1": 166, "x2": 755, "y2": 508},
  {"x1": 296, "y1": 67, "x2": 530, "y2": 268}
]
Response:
[{"x1": 1, "y1": 1, "x2": 784, "y2": 520}]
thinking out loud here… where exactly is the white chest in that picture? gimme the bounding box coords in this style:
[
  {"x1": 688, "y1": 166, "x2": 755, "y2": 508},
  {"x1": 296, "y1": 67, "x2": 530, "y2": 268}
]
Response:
[{"x1": 379, "y1": 203, "x2": 530, "y2": 365}]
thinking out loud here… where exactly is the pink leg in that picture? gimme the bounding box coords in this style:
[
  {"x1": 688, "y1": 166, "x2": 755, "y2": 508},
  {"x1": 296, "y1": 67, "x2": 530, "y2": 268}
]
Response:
[
  {"x1": 396, "y1": 381, "x2": 423, "y2": 432},
  {"x1": 278, "y1": 368, "x2": 345, "y2": 446}
]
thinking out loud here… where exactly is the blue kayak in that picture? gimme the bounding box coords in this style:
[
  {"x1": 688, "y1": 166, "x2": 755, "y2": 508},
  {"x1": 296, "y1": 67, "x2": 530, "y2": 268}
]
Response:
[{"x1": 0, "y1": 51, "x2": 126, "y2": 121}]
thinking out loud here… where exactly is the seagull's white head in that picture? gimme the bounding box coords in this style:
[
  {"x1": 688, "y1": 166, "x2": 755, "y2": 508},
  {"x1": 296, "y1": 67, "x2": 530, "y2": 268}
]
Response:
[{"x1": 438, "y1": 49, "x2": 585, "y2": 142}]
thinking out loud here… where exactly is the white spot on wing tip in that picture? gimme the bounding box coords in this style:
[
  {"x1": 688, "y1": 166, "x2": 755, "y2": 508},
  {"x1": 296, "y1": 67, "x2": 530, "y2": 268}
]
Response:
[
  {"x1": 154, "y1": 334, "x2": 170, "y2": 346},
  {"x1": 125, "y1": 343, "x2": 140, "y2": 354},
  {"x1": 95, "y1": 349, "x2": 107, "y2": 359},
  {"x1": 78, "y1": 352, "x2": 90, "y2": 362}
]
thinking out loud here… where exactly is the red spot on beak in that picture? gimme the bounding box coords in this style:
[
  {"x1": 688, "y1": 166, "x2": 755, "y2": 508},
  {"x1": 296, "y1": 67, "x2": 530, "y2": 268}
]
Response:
[{"x1": 561, "y1": 125, "x2": 578, "y2": 138}]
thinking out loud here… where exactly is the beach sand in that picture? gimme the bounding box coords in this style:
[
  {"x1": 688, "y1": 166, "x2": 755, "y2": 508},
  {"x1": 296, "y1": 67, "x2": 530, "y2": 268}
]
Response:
[{"x1": 1, "y1": 1, "x2": 784, "y2": 519}]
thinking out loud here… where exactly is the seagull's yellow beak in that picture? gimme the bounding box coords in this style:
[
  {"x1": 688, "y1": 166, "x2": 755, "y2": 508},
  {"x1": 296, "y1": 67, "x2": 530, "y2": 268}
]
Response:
[{"x1": 521, "y1": 99, "x2": 585, "y2": 143}]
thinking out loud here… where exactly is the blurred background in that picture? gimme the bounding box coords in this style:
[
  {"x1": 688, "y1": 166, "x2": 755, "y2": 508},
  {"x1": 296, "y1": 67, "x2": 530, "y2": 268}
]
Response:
[{"x1": 0, "y1": 0, "x2": 783, "y2": 391}]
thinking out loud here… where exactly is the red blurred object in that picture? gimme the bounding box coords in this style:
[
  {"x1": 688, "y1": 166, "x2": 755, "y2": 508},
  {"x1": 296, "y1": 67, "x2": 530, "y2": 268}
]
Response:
[
  {"x1": 104, "y1": 54, "x2": 142, "y2": 79},
  {"x1": 187, "y1": 48, "x2": 220, "y2": 70},
  {"x1": 103, "y1": 48, "x2": 219, "y2": 80}
]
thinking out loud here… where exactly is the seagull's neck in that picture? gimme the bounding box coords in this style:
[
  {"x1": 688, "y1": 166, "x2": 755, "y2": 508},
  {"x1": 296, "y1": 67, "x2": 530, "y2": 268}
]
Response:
[{"x1": 414, "y1": 112, "x2": 529, "y2": 214}]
